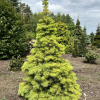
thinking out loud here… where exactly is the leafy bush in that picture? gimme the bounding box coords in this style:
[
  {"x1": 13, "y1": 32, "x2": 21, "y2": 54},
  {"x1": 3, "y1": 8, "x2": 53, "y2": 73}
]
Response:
[
  {"x1": 85, "y1": 51, "x2": 99, "y2": 63},
  {"x1": 91, "y1": 46, "x2": 97, "y2": 50},
  {"x1": 8, "y1": 55, "x2": 24, "y2": 71}
]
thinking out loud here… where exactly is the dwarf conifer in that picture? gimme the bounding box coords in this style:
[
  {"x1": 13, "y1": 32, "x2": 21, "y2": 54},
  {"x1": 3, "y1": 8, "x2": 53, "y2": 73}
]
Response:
[{"x1": 18, "y1": 0, "x2": 81, "y2": 100}]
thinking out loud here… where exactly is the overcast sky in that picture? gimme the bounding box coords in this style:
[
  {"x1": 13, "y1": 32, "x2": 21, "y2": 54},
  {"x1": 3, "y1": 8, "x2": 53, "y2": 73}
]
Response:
[{"x1": 21, "y1": 0, "x2": 100, "y2": 35}]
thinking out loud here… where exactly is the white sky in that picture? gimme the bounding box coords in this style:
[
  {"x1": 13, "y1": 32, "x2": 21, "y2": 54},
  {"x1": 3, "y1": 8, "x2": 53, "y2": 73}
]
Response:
[{"x1": 21, "y1": 0, "x2": 100, "y2": 35}]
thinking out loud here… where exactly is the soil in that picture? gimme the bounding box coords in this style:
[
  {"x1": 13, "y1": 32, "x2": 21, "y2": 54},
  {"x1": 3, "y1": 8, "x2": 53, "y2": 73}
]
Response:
[{"x1": 0, "y1": 51, "x2": 100, "y2": 100}]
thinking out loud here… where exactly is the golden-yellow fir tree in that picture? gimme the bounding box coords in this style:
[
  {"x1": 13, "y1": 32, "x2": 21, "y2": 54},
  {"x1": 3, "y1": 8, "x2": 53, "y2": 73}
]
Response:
[{"x1": 18, "y1": 0, "x2": 81, "y2": 100}]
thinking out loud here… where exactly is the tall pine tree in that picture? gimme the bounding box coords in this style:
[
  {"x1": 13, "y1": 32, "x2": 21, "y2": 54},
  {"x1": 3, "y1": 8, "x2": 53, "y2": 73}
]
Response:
[
  {"x1": 18, "y1": 0, "x2": 81, "y2": 99},
  {"x1": 92, "y1": 24, "x2": 100, "y2": 48}
]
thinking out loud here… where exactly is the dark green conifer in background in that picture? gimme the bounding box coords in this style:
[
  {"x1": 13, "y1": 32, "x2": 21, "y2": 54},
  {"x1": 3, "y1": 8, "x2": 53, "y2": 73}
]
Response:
[
  {"x1": 78, "y1": 33, "x2": 88, "y2": 57},
  {"x1": 90, "y1": 31, "x2": 94, "y2": 43},
  {"x1": 82, "y1": 26, "x2": 91, "y2": 45},
  {"x1": 72, "y1": 39, "x2": 79, "y2": 57},
  {"x1": 73, "y1": 17, "x2": 82, "y2": 39},
  {"x1": 9, "y1": 0, "x2": 20, "y2": 12},
  {"x1": 18, "y1": 0, "x2": 81, "y2": 100},
  {"x1": 92, "y1": 24, "x2": 100, "y2": 48},
  {"x1": 0, "y1": 0, "x2": 26, "y2": 59}
]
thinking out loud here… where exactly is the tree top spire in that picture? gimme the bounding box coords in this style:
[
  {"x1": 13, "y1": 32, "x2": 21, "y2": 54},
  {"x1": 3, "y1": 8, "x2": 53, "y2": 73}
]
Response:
[{"x1": 42, "y1": 0, "x2": 50, "y2": 16}]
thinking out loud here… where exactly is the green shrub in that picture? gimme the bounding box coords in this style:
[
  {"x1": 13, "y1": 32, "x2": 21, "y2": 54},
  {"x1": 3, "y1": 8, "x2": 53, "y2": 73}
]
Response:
[
  {"x1": 8, "y1": 55, "x2": 24, "y2": 71},
  {"x1": 91, "y1": 46, "x2": 97, "y2": 50},
  {"x1": 0, "y1": 98, "x2": 7, "y2": 100},
  {"x1": 85, "y1": 51, "x2": 99, "y2": 63}
]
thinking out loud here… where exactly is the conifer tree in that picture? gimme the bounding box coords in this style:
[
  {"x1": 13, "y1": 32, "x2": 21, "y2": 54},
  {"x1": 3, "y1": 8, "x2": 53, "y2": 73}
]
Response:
[
  {"x1": 0, "y1": 0, "x2": 26, "y2": 59},
  {"x1": 9, "y1": 0, "x2": 20, "y2": 12},
  {"x1": 78, "y1": 33, "x2": 88, "y2": 57},
  {"x1": 19, "y1": 2, "x2": 33, "y2": 31},
  {"x1": 82, "y1": 26, "x2": 91, "y2": 45},
  {"x1": 72, "y1": 39, "x2": 79, "y2": 57},
  {"x1": 65, "y1": 14, "x2": 73, "y2": 25},
  {"x1": 73, "y1": 17, "x2": 82, "y2": 39},
  {"x1": 18, "y1": 0, "x2": 81, "y2": 99},
  {"x1": 67, "y1": 22, "x2": 75, "y2": 37},
  {"x1": 92, "y1": 24, "x2": 100, "y2": 48},
  {"x1": 55, "y1": 21, "x2": 74, "y2": 54},
  {"x1": 90, "y1": 31, "x2": 94, "y2": 43}
]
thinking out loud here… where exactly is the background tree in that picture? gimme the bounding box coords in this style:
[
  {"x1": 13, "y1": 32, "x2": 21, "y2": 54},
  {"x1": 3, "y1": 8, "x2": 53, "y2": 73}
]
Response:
[
  {"x1": 72, "y1": 18, "x2": 88, "y2": 57},
  {"x1": 18, "y1": 0, "x2": 81, "y2": 99},
  {"x1": 92, "y1": 24, "x2": 100, "y2": 48},
  {"x1": 73, "y1": 17, "x2": 83, "y2": 39},
  {"x1": 78, "y1": 33, "x2": 88, "y2": 57},
  {"x1": 19, "y1": 2, "x2": 32, "y2": 31},
  {"x1": 48, "y1": 12, "x2": 55, "y2": 19},
  {"x1": 61, "y1": 14, "x2": 66, "y2": 23},
  {"x1": 0, "y1": 0, "x2": 26, "y2": 59},
  {"x1": 29, "y1": 13, "x2": 38, "y2": 38},
  {"x1": 9, "y1": 0, "x2": 20, "y2": 12},
  {"x1": 72, "y1": 39, "x2": 79, "y2": 57},
  {"x1": 82, "y1": 26, "x2": 91, "y2": 45},
  {"x1": 65, "y1": 14, "x2": 73, "y2": 25},
  {"x1": 67, "y1": 22, "x2": 75, "y2": 37},
  {"x1": 55, "y1": 21, "x2": 74, "y2": 54},
  {"x1": 90, "y1": 31, "x2": 94, "y2": 43}
]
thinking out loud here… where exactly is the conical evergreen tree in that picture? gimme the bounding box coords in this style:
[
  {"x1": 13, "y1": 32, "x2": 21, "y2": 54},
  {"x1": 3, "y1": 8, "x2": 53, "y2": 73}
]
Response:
[
  {"x1": 78, "y1": 33, "x2": 88, "y2": 57},
  {"x1": 18, "y1": 0, "x2": 81, "y2": 99},
  {"x1": 72, "y1": 39, "x2": 79, "y2": 57},
  {"x1": 55, "y1": 21, "x2": 74, "y2": 54},
  {"x1": 9, "y1": 0, "x2": 20, "y2": 12},
  {"x1": 0, "y1": 0, "x2": 26, "y2": 59},
  {"x1": 82, "y1": 26, "x2": 91, "y2": 45},
  {"x1": 90, "y1": 31, "x2": 94, "y2": 43},
  {"x1": 92, "y1": 24, "x2": 100, "y2": 48},
  {"x1": 74, "y1": 17, "x2": 82, "y2": 39}
]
